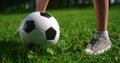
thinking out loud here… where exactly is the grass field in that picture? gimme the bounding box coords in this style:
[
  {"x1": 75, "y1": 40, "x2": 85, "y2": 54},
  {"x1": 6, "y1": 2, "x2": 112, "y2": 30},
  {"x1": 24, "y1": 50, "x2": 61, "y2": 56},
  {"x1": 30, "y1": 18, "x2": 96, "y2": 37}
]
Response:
[{"x1": 0, "y1": 6, "x2": 120, "y2": 63}]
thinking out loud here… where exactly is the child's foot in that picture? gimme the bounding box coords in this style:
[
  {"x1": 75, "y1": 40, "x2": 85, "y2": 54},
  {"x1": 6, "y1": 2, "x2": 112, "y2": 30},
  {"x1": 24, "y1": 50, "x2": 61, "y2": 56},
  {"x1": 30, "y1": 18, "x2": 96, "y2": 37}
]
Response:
[{"x1": 85, "y1": 31, "x2": 111, "y2": 54}]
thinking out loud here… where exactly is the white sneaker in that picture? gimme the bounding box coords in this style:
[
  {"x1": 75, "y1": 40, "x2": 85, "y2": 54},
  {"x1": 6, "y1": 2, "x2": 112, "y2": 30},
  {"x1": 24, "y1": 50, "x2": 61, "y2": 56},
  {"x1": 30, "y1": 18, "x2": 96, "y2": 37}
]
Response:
[{"x1": 85, "y1": 33, "x2": 111, "y2": 54}]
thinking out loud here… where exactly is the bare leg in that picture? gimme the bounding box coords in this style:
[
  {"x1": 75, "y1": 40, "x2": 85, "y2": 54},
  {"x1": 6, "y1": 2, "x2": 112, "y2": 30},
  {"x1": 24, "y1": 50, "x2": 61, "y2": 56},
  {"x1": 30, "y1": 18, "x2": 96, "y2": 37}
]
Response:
[
  {"x1": 93, "y1": 0, "x2": 109, "y2": 31},
  {"x1": 36, "y1": 0, "x2": 49, "y2": 12}
]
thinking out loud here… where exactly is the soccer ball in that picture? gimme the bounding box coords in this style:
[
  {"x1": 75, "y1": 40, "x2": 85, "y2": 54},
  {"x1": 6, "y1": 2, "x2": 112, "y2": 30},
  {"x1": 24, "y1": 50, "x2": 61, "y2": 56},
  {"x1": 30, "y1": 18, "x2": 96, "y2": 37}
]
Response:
[{"x1": 17, "y1": 12, "x2": 60, "y2": 48}]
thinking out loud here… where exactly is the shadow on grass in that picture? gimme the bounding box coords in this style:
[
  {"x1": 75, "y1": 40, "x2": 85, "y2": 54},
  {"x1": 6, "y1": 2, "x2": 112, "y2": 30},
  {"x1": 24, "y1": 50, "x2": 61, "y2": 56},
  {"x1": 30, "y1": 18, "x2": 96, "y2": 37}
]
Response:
[
  {"x1": 0, "y1": 40, "x2": 27, "y2": 62},
  {"x1": 0, "y1": 40, "x2": 63, "y2": 63}
]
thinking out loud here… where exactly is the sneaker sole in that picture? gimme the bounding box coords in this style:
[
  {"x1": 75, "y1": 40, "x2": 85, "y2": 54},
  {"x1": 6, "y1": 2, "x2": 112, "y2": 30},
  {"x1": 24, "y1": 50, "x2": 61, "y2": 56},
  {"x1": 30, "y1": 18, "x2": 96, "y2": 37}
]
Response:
[{"x1": 85, "y1": 44, "x2": 111, "y2": 55}]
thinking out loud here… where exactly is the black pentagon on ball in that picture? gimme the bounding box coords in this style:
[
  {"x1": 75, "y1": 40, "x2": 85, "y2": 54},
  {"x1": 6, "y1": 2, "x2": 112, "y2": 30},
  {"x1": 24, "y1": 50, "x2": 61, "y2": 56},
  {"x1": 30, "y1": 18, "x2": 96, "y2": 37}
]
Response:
[
  {"x1": 40, "y1": 12, "x2": 51, "y2": 18},
  {"x1": 23, "y1": 20, "x2": 35, "y2": 33},
  {"x1": 45, "y1": 27, "x2": 57, "y2": 40}
]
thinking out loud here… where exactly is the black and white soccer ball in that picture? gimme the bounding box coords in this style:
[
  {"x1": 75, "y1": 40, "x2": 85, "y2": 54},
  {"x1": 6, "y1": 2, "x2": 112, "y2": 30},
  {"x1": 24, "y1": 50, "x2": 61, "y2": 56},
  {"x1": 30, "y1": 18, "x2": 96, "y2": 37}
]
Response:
[{"x1": 17, "y1": 12, "x2": 60, "y2": 48}]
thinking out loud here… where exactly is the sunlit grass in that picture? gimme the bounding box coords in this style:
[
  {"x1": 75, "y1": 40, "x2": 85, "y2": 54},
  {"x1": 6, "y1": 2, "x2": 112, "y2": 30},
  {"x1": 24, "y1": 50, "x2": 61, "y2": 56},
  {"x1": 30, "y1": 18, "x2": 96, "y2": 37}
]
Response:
[{"x1": 0, "y1": 6, "x2": 120, "y2": 63}]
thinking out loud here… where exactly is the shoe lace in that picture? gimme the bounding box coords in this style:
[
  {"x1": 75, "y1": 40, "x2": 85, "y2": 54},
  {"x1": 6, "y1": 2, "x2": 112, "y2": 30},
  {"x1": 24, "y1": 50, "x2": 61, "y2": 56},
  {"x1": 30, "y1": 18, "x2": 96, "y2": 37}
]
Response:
[
  {"x1": 90, "y1": 38, "x2": 97, "y2": 50},
  {"x1": 90, "y1": 38, "x2": 97, "y2": 45},
  {"x1": 90, "y1": 32, "x2": 103, "y2": 45}
]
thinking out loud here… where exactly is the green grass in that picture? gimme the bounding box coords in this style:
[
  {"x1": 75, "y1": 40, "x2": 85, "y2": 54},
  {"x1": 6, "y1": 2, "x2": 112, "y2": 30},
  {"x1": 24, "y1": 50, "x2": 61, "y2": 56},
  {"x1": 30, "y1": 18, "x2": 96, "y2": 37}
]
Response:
[{"x1": 0, "y1": 6, "x2": 120, "y2": 63}]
